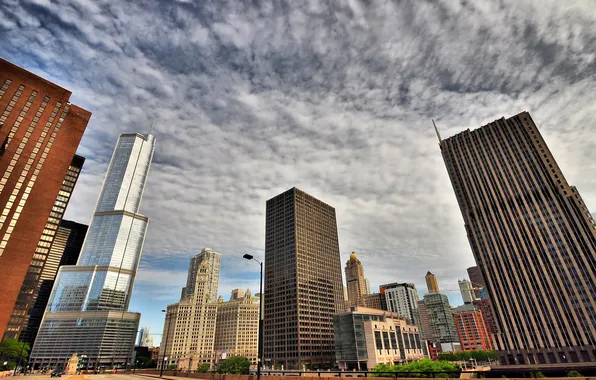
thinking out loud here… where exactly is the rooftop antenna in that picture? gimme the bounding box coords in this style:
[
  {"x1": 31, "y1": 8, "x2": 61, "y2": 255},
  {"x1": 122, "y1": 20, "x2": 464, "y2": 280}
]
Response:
[
  {"x1": 149, "y1": 113, "x2": 157, "y2": 135},
  {"x1": 432, "y1": 119, "x2": 442, "y2": 142}
]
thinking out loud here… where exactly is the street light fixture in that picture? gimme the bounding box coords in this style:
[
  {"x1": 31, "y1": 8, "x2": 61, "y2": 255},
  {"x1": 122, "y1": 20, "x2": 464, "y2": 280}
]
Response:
[
  {"x1": 243, "y1": 254, "x2": 263, "y2": 380},
  {"x1": 160, "y1": 309, "x2": 173, "y2": 378}
]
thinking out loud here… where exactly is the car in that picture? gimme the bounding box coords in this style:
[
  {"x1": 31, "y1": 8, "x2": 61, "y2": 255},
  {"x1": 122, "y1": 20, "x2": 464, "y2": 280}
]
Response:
[{"x1": 50, "y1": 370, "x2": 63, "y2": 377}]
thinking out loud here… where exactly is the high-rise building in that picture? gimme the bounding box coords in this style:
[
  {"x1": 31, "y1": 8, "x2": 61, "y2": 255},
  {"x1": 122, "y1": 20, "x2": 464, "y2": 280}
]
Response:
[
  {"x1": 18, "y1": 220, "x2": 88, "y2": 346},
  {"x1": 422, "y1": 293, "x2": 459, "y2": 348},
  {"x1": 137, "y1": 326, "x2": 154, "y2": 348},
  {"x1": 3, "y1": 155, "x2": 85, "y2": 342},
  {"x1": 472, "y1": 299, "x2": 497, "y2": 335},
  {"x1": 425, "y1": 271, "x2": 440, "y2": 294},
  {"x1": 417, "y1": 300, "x2": 432, "y2": 342},
  {"x1": 30, "y1": 133, "x2": 155, "y2": 369},
  {"x1": 466, "y1": 266, "x2": 487, "y2": 300},
  {"x1": 264, "y1": 188, "x2": 345, "y2": 369},
  {"x1": 439, "y1": 111, "x2": 596, "y2": 365},
  {"x1": 458, "y1": 279, "x2": 476, "y2": 305},
  {"x1": 365, "y1": 279, "x2": 371, "y2": 295},
  {"x1": 345, "y1": 252, "x2": 367, "y2": 307},
  {"x1": 380, "y1": 283, "x2": 420, "y2": 325},
  {"x1": 452, "y1": 305, "x2": 493, "y2": 351},
  {"x1": 160, "y1": 248, "x2": 221, "y2": 369},
  {"x1": 0, "y1": 58, "x2": 90, "y2": 336},
  {"x1": 333, "y1": 307, "x2": 424, "y2": 370}
]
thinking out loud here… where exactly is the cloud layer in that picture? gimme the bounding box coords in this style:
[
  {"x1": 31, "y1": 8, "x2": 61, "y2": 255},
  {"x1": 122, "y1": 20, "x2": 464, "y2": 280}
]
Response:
[{"x1": 2, "y1": 0, "x2": 595, "y2": 340}]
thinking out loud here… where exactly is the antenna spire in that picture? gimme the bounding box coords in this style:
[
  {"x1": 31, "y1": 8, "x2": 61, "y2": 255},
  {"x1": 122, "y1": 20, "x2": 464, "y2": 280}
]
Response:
[
  {"x1": 432, "y1": 119, "x2": 442, "y2": 142},
  {"x1": 149, "y1": 114, "x2": 157, "y2": 135}
]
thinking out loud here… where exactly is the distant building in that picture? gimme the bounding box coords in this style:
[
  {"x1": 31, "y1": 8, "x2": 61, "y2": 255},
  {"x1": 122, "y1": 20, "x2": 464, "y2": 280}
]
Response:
[
  {"x1": 138, "y1": 326, "x2": 154, "y2": 348},
  {"x1": 345, "y1": 252, "x2": 367, "y2": 307},
  {"x1": 363, "y1": 293, "x2": 383, "y2": 310},
  {"x1": 333, "y1": 307, "x2": 424, "y2": 370},
  {"x1": 160, "y1": 248, "x2": 221, "y2": 369},
  {"x1": 150, "y1": 347, "x2": 160, "y2": 361},
  {"x1": 425, "y1": 272, "x2": 440, "y2": 294},
  {"x1": 380, "y1": 283, "x2": 420, "y2": 325},
  {"x1": 440, "y1": 111, "x2": 596, "y2": 365},
  {"x1": 230, "y1": 288, "x2": 244, "y2": 300},
  {"x1": 365, "y1": 279, "x2": 371, "y2": 295},
  {"x1": 263, "y1": 188, "x2": 345, "y2": 369},
  {"x1": 466, "y1": 266, "x2": 487, "y2": 300},
  {"x1": 0, "y1": 59, "x2": 90, "y2": 337},
  {"x1": 422, "y1": 293, "x2": 459, "y2": 347},
  {"x1": 417, "y1": 300, "x2": 432, "y2": 342},
  {"x1": 458, "y1": 280, "x2": 476, "y2": 304},
  {"x1": 473, "y1": 299, "x2": 498, "y2": 335},
  {"x1": 452, "y1": 305, "x2": 493, "y2": 351}
]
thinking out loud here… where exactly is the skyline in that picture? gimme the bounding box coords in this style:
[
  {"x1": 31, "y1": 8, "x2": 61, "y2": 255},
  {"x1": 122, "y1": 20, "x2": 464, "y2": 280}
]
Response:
[{"x1": 2, "y1": 1, "x2": 595, "y2": 345}]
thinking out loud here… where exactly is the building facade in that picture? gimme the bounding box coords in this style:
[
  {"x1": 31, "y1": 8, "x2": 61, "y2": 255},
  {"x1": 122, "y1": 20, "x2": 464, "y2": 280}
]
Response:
[
  {"x1": 458, "y1": 280, "x2": 476, "y2": 305},
  {"x1": 30, "y1": 133, "x2": 155, "y2": 369},
  {"x1": 363, "y1": 293, "x2": 383, "y2": 310},
  {"x1": 264, "y1": 188, "x2": 345, "y2": 369},
  {"x1": 452, "y1": 305, "x2": 493, "y2": 351},
  {"x1": 473, "y1": 299, "x2": 498, "y2": 335},
  {"x1": 380, "y1": 283, "x2": 420, "y2": 325},
  {"x1": 333, "y1": 307, "x2": 424, "y2": 370},
  {"x1": 440, "y1": 111, "x2": 596, "y2": 365},
  {"x1": 160, "y1": 248, "x2": 221, "y2": 369},
  {"x1": 422, "y1": 293, "x2": 459, "y2": 347},
  {"x1": 17, "y1": 220, "x2": 88, "y2": 346},
  {"x1": 466, "y1": 266, "x2": 487, "y2": 300},
  {"x1": 137, "y1": 326, "x2": 154, "y2": 348},
  {"x1": 345, "y1": 252, "x2": 367, "y2": 307},
  {"x1": 424, "y1": 272, "x2": 440, "y2": 294},
  {"x1": 4, "y1": 155, "x2": 85, "y2": 342},
  {"x1": 0, "y1": 58, "x2": 90, "y2": 336}
]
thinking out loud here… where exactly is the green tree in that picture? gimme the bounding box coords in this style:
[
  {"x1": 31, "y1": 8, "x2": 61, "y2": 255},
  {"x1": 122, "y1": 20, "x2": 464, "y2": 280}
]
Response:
[
  {"x1": 217, "y1": 356, "x2": 251, "y2": 375},
  {"x1": 567, "y1": 371, "x2": 582, "y2": 377},
  {"x1": 371, "y1": 360, "x2": 458, "y2": 378},
  {"x1": 438, "y1": 352, "x2": 458, "y2": 361},
  {"x1": 0, "y1": 339, "x2": 29, "y2": 367},
  {"x1": 197, "y1": 363, "x2": 211, "y2": 373}
]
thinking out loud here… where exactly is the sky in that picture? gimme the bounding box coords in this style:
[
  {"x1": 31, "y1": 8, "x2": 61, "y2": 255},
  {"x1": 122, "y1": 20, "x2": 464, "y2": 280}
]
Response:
[{"x1": 1, "y1": 0, "x2": 596, "y2": 346}]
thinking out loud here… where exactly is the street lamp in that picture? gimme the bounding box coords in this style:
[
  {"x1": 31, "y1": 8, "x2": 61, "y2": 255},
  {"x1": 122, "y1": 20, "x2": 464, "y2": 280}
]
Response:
[
  {"x1": 160, "y1": 309, "x2": 173, "y2": 378},
  {"x1": 243, "y1": 254, "x2": 263, "y2": 380}
]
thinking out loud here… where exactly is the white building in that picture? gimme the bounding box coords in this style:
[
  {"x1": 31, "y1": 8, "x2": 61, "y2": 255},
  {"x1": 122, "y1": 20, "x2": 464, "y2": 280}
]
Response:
[
  {"x1": 458, "y1": 279, "x2": 476, "y2": 304},
  {"x1": 380, "y1": 283, "x2": 420, "y2": 325},
  {"x1": 138, "y1": 326, "x2": 154, "y2": 348}
]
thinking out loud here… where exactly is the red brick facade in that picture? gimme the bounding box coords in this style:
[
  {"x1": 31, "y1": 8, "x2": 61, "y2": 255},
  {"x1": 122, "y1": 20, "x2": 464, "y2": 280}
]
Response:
[
  {"x1": 453, "y1": 310, "x2": 493, "y2": 351},
  {"x1": 0, "y1": 58, "x2": 90, "y2": 335}
]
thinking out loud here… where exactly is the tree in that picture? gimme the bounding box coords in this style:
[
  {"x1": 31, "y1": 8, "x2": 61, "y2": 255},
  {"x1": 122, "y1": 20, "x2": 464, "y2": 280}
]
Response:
[
  {"x1": 197, "y1": 363, "x2": 211, "y2": 373},
  {"x1": 371, "y1": 359, "x2": 459, "y2": 378},
  {"x1": 217, "y1": 356, "x2": 251, "y2": 375},
  {"x1": 0, "y1": 339, "x2": 29, "y2": 367}
]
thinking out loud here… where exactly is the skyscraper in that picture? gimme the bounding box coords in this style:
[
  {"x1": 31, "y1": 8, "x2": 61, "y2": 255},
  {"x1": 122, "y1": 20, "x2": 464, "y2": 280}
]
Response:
[
  {"x1": 345, "y1": 252, "x2": 367, "y2": 307},
  {"x1": 3, "y1": 155, "x2": 85, "y2": 342},
  {"x1": 423, "y1": 293, "x2": 459, "y2": 352},
  {"x1": 18, "y1": 220, "x2": 88, "y2": 346},
  {"x1": 425, "y1": 271, "x2": 440, "y2": 294},
  {"x1": 379, "y1": 283, "x2": 420, "y2": 325},
  {"x1": 160, "y1": 248, "x2": 221, "y2": 369},
  {"x1": 264, "y1": 188, "x2": 345, "y2": 369},
  {"x1": 137, "y1": 326, "x2": 154, "y2": 348},
  {"x1": 466, "y1": 266, "x2": 487, "y2": 300},
  {"x1": 458, "y1": 279, "x2": 476, "y2": 305},
  {"x1": 30, "y1": 133, "x2": 156, "y2": 369},
  {"x1": 0, "y1": 59, "x2": 90, "y2": 336},
  {"x1": 439, "y1": 111, "x2": 596, "y2": 365}
]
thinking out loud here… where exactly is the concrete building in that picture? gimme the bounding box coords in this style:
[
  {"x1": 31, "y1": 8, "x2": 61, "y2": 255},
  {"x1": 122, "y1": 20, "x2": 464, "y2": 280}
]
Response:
[
  {"x1": 30, "y1": 133, "x2": 155, "y2": 369},
  {"x1": 417, "y1": 300, "x2": 432, "y2": 342},
  {"x1": 365, "y1": 279, "x2": 371, "y2": 295},
  {"x1": 422, "y1": 293, "x2": 459, "y2": 348},
  {"x1": 345, "y1": 252, "x2": 367, "y2": 307},
  {"x1": 16, "y1": 220, "x2": 88, "y2": 346},
  {"x1": 160, "y1": 248, "x2": 221, "y2": 369},
  {"x1": 263, "y1": 188, "x2": 345, "y2": 369},
  {"x1": 424, "y1": 272, "x2": 440, "y2": 294},
  {"x1": 363, "y1": 293, "x2": 383, "y2": 310},
  {"x1": 439, "y1": 111, "x2": 596, "y2": 365},
  {"x1": 452, "y1": 305, "x2": 493, "y2": 351},
  {"x1": 380, "y1": 283, "x2": 420, "y2": 325},
  {"x1": 458, "y1": 280, "x2": 476, "y2": 305},
  {"x1": 466, "y1": 266, "x2": 487, "y2": 300},
  {"x1": 473, "y1": 299, "x2": 498, "y2": 335},
  {"x1": 137, "y1": 326, "x2": 154, "y2": 348},
  {"x1": 0, "y1": 58, "x2": 90, "y2": 337},
  {"x1": 333, "y1": 307, "x2": 424, "y2": 370}
]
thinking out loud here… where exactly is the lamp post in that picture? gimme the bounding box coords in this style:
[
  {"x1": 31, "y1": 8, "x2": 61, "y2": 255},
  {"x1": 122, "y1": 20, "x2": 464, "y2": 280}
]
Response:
[
  {"x1": 160, "y1": 309, "x2": 173, "y2": 378},
  {"x1": 243, "y1": 254, "x2": 263, "y2": 380}
]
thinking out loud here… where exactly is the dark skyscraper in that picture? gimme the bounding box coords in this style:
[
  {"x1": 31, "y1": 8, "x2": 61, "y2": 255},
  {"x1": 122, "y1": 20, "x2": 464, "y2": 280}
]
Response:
[
  {"x1": 3, "y1": 154, "x2": 85, "y2": 342},
  {"x1": 440, "y1": 111, "x2": 596, "y2": 365},
  {"x1": 0, "y1": 59, "x2": 90, "y2": 335},
  {"x1": 264, "y1": 188, "x2": 345, "y2": 369}
]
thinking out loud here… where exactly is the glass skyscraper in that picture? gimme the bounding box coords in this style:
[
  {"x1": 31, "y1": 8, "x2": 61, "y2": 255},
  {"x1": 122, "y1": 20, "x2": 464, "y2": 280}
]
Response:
[{"x1": 30, "y1": 133, "x2": 155, "y2": 370}]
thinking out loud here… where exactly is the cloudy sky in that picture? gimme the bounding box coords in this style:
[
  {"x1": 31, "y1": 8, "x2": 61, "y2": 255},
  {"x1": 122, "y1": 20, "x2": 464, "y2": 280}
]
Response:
[{"x1": 2, "y1": 0, "x2": 596, "y2": 344}]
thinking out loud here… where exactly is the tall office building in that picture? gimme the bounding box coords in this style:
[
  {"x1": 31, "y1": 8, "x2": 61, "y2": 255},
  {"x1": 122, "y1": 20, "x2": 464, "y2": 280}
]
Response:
[
  {"x1": 3, "y1": 155, "x2": 85, "y2": 342},
  {"x1": 18, "y1": 220, "x2": 88, "y2": 345},
  {"x1": 264, "y1": 188, "x2": 345, "y2": 369},
  {"x1": 458, "y1": 280, "x2": 476, "y2": 305},
  {"x1": 137, "y1": 326, "x2": 154, "y2": 348},
  {"x1": 422, "y1": 293, "x2": 459, "y2": 350},
  {"x1": 466, "y1": 266, "x2": 488, "y2": 300},
  {"x1": 380, "y1": 283, "x2": 420, "y2": 325},
  {"x1": 30, "y1": 133, "x2": 156, "y2": 369},
  {"x1": 425, "y1": 271, "x2": 440, "y2": 294},
  {"x1": 160, "y1": 248, "x2": 221, "y2": 369},
  {"x1": 439, "y1": 111, "x2": 596, "y2": 365},
  {"x1": 345, "y1": 252, "x2": 367, "y2": 307},
  {"x1": 0, "y1": 58, "x2": 90, "y2": 336}
]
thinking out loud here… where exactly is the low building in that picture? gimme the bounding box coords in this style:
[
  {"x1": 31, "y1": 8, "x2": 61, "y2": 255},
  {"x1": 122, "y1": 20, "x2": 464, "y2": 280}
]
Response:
[
  {"x1": 363, "y1": 293, "x2": 383, "y2": 310},
  {"x1": 333, "y1": 307, "x2": 424, "y2": 370},
  {"x1": 150, "y1": 347, "x2": 160, "y2": 361}
]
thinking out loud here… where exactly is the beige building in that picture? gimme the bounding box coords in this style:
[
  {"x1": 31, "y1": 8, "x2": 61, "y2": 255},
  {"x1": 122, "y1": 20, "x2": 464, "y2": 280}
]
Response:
[
  {"x1": 345, "y1": 252, "x2": 367, "y2": 307},
  {"x1": 424, "y1": 272, "x2": 439, "y2": 294},
  {"x1": 160, "y1": 248, "x2": 221, "y2": 370},
  {"x1": 333, "y1": 307, "x2": 425, "y2": 370}
]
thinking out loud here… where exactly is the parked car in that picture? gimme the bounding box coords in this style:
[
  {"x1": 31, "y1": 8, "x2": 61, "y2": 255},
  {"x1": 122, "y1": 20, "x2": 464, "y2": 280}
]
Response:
[{"x1": 50, "y1": 369, "x2": 63, "y2": 377}]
